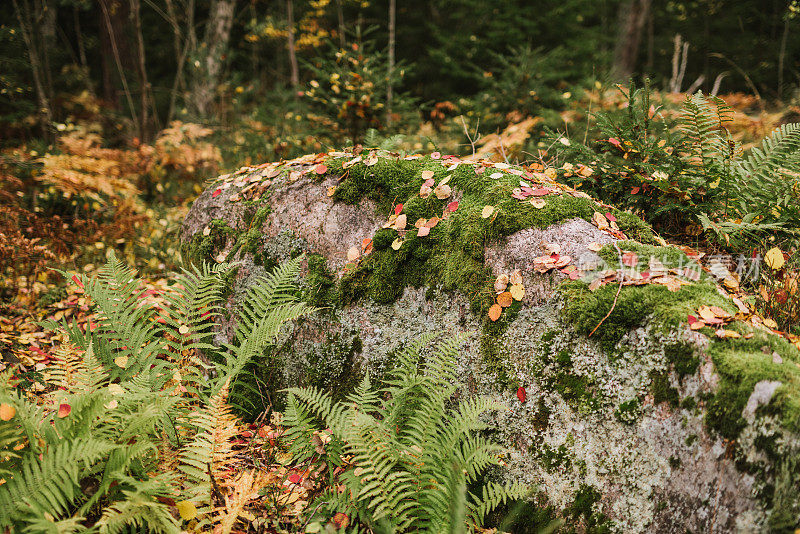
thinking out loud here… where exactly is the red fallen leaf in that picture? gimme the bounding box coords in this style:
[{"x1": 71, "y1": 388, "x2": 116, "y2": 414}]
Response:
[
  {"x1": 394, "y1": 203, "x2": 403, "y2": 216},
  {"x1": 631, "y1": 186, "x2": 640, "y2": 194},
  {"x1": 705, "y1": 317, "x2": 725, "y2": 325},
  {"x1": 447, "y1": 201, "x2": 459, "y2": 212},
  {"x1": 605, "y1": 212, "x2": 617, "y2": 222},
  {"x1": 58, "y1": 404, "x2": 71, "y2": 418},
  {"x1": 687, "y1": 314, "x2": 698, "y2": 325},
  {"x1": 511, "y1": 190, "x2": 526, "y2": 200},
  {"x1": 530, "y1": 188, "x2": 551, "y2": 197},
  {"x1": 608, "y1": 137, "x2": 622, "y2": 148},
  {"x1": 315, "y1": 163, "x2": 328, "y2": 174},
  {"x1": 288, "y1": 473, "x2": 301, "y2": 484},
  {"x1": 640, "y1": 271, "x2": 651, "y2": 280},
  {"x1": 332, "y1": 513, "x2": 350, "y2": 529},
  {"x1": 621, "y1": 252, "x2": 638, "y2": 267},
  {"x1": 71, "y1": 274, "x2": 84, "y2": 289},
  {"x1": 212, "y1": 189, "x2": 221, "y2": 198},
  {"x1": 517, "y1": 387, "x2": 526, "y2": 403},
  {"x1": 550, "y1": 253, "x2": 560, "y2": 261},
  {"x1": 241, "y1": 430, "x2": 253, "y2": 438}
]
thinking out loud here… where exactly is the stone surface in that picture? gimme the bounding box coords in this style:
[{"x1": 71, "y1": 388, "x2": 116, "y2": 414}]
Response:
[{"x1": 183, "y1": 153, "x2": 800, "y2": 533}]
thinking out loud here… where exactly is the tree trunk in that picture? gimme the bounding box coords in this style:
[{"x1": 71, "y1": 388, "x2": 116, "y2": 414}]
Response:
[
  {"x1": 131, "y1": 0, "x2": 154, "y2": 140},
  {"x1": 335, "y1": 0, "x2": 346, "y2": 47},
  {"x1": 190, "y1": 0, "x2": 235, "y2": 118},
  {"x1": 99, "y1": 0, "x2": 139, "y2": 131},
  {"x1": 778, "y1": 14, "x2": 790, "y2": 97},
  {"x1": 12, "y1": 0, "x2": 53, "y2": 138},
  {"x1": 612, "y1": 0, "x2": 651, "y2": 80},
  {"x1": 287, "y1": 0, "x2": 299, "y2": 88},
  {"x1": 386, "y1": 0, "x2": 396, "y2": 127}
]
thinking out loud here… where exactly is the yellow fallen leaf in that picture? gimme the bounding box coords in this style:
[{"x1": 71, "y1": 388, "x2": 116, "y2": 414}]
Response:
[
  {"x1": 421, "y1": 170, "x2": 434, "y2": 180},
  {"x1": 715, "y1": 329, "x2": 741, "y2": 339},
  {"x1": 481, "y1": 206, "x2": 495, "y2": 218},
  {"x1": 391, "y1": 238, "x2": 403, "y2": 251},
  {"x1": 587, "y1": 242, "x2": 602, "y2": 252},
  {"x1": 763, "y1": 318, "x2": 778, "y2": 329},
  {"x1": 176, "y1": 500, "x2": 197, "y2": 521},
  {"x1": 509, "y1": 269, "x2": 523, "y2": 286},
  {"x1": 591, "y1": 211, "x2": 609, "y2": 230},
  {"x1": 114, "y1": 356, "x2": 128, "y2": 369},
  {"x1": 327, "y1": 186, "x2": 337, "y2": 197},
  {"x1": 347, "y1": 246, "x2": 360, "y2": 261},
  {"x1": 765, "y1": 247, "x2": 785, "y2": 270},
  {"x1": 178, "y1": 325, "x2": 190, "y2": 335},
  {"x1": 698, "y1": 306, "x2": 716, "y2": 322},
  {"x1": 510, "y1": 284, "x2": 525, "y2": 301},
  {"x1": 529, "y1": 198, "x2": 546, "y2": 209}
]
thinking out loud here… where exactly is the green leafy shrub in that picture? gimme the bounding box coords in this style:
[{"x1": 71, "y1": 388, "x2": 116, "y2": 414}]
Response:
[
  {"x1": 0, "y1": 254, "x2": 313, "y2": 531},
  {"x1": 304, "y1": 37, "x2": 415, "y2": 145},
  {"x1": 552, "y1": 82, "x2": 800, "y2": 246},
  {"x1": 283, "y1": 334, "x2": 526, "y2": 532}
]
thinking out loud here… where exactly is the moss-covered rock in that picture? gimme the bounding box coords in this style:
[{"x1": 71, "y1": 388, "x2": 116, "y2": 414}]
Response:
[{"x1": 182, "y1": 149, "x2": 800, "y2": 533}]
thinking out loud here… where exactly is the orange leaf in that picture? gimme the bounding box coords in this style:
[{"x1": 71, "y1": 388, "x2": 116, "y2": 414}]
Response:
[
  {"x1": 0, "y1": 403, "x2": 15, "y2": 421},
  {"x1": 58, "y1": 404, "x2": 71, "y2": 418},
  {"x1": 488, "y1": 304, "x2": 502, "y2": 322},
  {"x1": 497, "y1": 292, "x2": 513, "y2": 307}
]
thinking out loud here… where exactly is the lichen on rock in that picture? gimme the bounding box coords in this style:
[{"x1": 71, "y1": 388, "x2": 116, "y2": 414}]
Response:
[{"x1": 182, "y1": 148, "x2": 800, "y2": 532}]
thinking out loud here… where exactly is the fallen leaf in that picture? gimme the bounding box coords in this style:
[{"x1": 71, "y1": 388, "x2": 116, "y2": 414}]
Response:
[
  {"x1": 587, "y1": 242, "x2": 602, "y2": 252},
  {"x1": 510, "y1": 284, "x2": 525, "y2": 301},
  {"x1": 58, "y1": 403, "x2": 71, "y2": 418},
  {"x1": 327, "y1": 186, "x2": 337, "y2": 197},
  {"x1": 446, "y1": 201, "x2": 459, "y2": 212},
  {"x1": 419, "y1": 184, "x2": 432, "y2": 198},
  {"x1": 425, "y1": 216, "x2": 440, "y2": 228},
  {"x1": 114, "y1": 356, "x2": 128, "y2": 368},
  {"x1": 490, "y1": 172, "x2": 503, "y2": 179},
  {"x1": 621, "y1": 252, "x2": 638, "y2": 267},
  {"x1": 488, "y1": 304, "x2": 502, "y2": 321},
  {"x1": 0, "y1": 403, "x2": 15, "y2": 421},
  {"x1": 391, "y1": 238, "x2": 403, "y2": 251},
  {"x1": 497, "y1": 292, "x2": 513, "y2": 307},
  {"x1": 765, "y1": 247, "x2": 785, "y2": 270},
  {"x1": 516, "y1": 387, "x2": 527, "y2": 403},
  {"x1": 542, "y1": 243, "x2": 561, "y2": 255},
  {"x1": 509, "y1": 269, "x2": 523, "y2": 285},
  {"x1": 178, "y1": 325, "x2": 190, "y2": 335},
  {"x1": 529, "y1": 198, "x2": 546, "y2": 209},
  {"x1": 763, "y1": 318, "x2": 778, "y2": 329},
  {"x1": 394, "y1": 214, "x2": 407, "y2": 230},
  {"x1": 434, "y1": 184, "x2": 452, "y2": 199},
  {"x1": 494, "y1": 274, "x2": 509, "y2": 293},
  {"x1": 332, "y1": 513, "x2": 350, "y2": 529},
  {"x1": 347, "y1": 246, "x2": 360, "y2": 261},
  {"x1": 212, "y1": 189, "x2": 221, "y2": 198},
  {"x1": 421, "y1": 170, "x2": 434, "y2": 180},
  {"x1": 288, "y1": 473, "x2": 302, "y2": 484},
  {"x1": 605, "y1": 212, "x2": 617, "y2": 222},
  {"x1": 315, "y1": 163, "x2": 328, "y2": 174},
  {"x1": 364, "y1": 153, "x2": 379, "y2": 166},
  {"x1": 698, "y1": 306, "x2": 717, "y2": 322},
  {"x1": 417, "y1": 226, "x2": 430, "y2": 237},
  {"x1": 708, "y1": 306, "x2": 731, "y2": 319},
  {"x1": 176, "y1": 500, "x2": 197, "y2": 521},
  {"x1": 591, "y1": 211, "x2": 609, "y2": 230},
  {"x1": 715, "y1": 329, "x2": 742, "y2": 339},
  {"x1": 481, "y1": 206, "x2": 495, "y2": 218},
  {"x1": 394, "y1": 203, "x2": 404, "y2": 216}
]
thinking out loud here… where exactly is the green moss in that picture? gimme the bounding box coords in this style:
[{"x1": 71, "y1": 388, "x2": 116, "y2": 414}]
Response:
[
  {"x1": 569, "y1": 484, "x2": 612, "y2": 533},
  {"x1": 650, "y1": 370, "x2": 679, "y2": 408},
  {"x1": 665, "y1": 342, "x2": 701, "y2": 378},
  {"x1": 705, "y1": 331, "x2": 800, "y2": 439},
  {"x1": 611, "y1": 210, "x2": 658, "y2": 245},
  {"x1": 304, "y1": 253, "x2": 335, "y2": 307},
  {"x1": 560, "y1": 244, "x2": 730, "y2": 351}
]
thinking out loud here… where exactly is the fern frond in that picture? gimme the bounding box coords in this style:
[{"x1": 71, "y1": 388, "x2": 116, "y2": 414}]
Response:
[{"x1": 0, "y1": 438, "x2": 115, "y2": 526}]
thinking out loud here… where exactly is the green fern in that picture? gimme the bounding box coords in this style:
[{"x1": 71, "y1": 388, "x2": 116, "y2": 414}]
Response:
[
  {"x1": 0, "y1": 254, "x2": 313, "y2": 531},
  {"x1": 285, "y1": 335, "x2": 527, "y2": 532}
]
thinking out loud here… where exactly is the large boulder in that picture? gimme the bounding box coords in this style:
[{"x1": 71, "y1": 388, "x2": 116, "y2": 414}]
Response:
[{"x1": 182, "y1": 150, "x2": 800, "y2": 532}]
